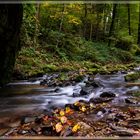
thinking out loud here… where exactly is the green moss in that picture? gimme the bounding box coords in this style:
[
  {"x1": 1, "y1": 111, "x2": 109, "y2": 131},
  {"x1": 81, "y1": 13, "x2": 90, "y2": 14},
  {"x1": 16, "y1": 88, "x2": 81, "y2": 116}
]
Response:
[{"x1": 124, "y1": 72, "x2": 140, "y2": 82}]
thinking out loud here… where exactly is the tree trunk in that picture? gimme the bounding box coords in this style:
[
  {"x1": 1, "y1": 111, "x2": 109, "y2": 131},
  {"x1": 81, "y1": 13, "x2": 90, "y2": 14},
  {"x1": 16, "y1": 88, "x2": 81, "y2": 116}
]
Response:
[
  {"x1": 83, "y1": 4, "x2": 87, "y2": 39},
  {"x1": 0, "y1": 4, "x2": 23, "y2": 86},
  {"x1": 138, "y1": 4, "x2": 140, "y2": 46},
  {"x1": 127, "y1": 4, "x2": 131, "y2": 35},
  {"x1": 34, "y1": 3, "x2": 40, "y2": 47},
  {"x1": 108, "y1": 4, "x2": 117, "y2": 46},
  {"x1": 56, "y1": 4, "x2": 65, "y2": 49}
]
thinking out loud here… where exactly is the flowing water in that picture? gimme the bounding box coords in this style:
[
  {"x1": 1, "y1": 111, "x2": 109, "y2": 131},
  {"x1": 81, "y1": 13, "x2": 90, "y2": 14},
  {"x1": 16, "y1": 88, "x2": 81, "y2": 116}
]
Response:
[{"x1": 0, "y1": 71, "x2": 140, "y2": 124}]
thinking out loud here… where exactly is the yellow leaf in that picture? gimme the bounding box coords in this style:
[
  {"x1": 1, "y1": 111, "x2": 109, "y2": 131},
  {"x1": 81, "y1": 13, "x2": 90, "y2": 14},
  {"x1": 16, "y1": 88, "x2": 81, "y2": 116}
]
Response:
[
  {"x1": 72, "y1": 124, "x2": 80, "y2": 132},
  {"x1": 65, "y1": 107, "x2": 74, "y2": 115},
  {"x1": 55, "y1": 123, "x2": 63, "y2": 133},
  {"x1": 74, "y1": 101, "x2": 80, "y2": 106},
  {"x1": 90, "y1": 103, "x2": 94, "y2": 109},
  {"x1": 60, "y1": 110, "x2": 65, "y2": 116},
  {"x1": 60, "y1": 116, "x2": 67, "y2": 124},
  {"x1": 80, "y1": 106, "x2": 86, "y2": 112}
]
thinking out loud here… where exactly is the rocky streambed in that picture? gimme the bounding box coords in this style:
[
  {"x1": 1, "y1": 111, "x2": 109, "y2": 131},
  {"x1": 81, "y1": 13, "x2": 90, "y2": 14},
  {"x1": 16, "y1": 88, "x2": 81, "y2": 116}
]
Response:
[{"x1": 0, "y1": 68, "x2": 140, "y2": 137}]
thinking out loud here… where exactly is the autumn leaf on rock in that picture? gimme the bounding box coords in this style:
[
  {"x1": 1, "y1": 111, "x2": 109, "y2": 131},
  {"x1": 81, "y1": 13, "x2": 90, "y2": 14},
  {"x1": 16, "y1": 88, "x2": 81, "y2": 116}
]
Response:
[
  {"x1": 74, "y1": 101, "x2": 80, "y2": 106},
  {"x1": 59, "y1": 110, "x2": 65, "y2": 116},
  {"x1": 65, "y1": 107, "x2": 74, "y2": 115},
  {"x1": 55, "y1": 122, "x2": 63, "y2": 133},
  {"x1": 72, "y1": 124, "x2": 80, "y2": 133},
  {"x1": 80, "y1": 106, "x2": 86, "y2": 112},
  {"x1": 60, "y1": 116, "x2": 68, "y2": 124}
]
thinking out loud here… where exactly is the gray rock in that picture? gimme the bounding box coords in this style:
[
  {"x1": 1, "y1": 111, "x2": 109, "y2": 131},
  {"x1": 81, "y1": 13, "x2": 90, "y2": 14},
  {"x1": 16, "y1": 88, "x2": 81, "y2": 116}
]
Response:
[
  {"x1": 80, "y1": 86, "x2": 93, "y2": 96},
  {"x1": 21, "y1": 116, "x2": 36, "y2": 124},
  {"x1": 100, "y1": 92, "x2": 116, "y2": 98}
]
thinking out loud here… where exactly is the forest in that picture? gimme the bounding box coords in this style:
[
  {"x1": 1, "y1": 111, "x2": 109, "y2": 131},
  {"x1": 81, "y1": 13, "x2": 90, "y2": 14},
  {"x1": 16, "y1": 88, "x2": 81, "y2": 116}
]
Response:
[
  {"x1": 16, "y1": 3, "x2": 140, "y2": 77},
  {"x1": 0, "y1": 2, "x2": 140, "y2": 138}
]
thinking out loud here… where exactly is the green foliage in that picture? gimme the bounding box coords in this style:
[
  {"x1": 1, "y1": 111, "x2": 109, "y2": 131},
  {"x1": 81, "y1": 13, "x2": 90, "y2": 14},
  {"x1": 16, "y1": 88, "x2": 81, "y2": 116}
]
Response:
[
  {"x1": 16, "y1": 3, "x2": 140, "y2": 77},
  {"x1": 115, "y1": 36, "x2": 135, "y2": 51}
]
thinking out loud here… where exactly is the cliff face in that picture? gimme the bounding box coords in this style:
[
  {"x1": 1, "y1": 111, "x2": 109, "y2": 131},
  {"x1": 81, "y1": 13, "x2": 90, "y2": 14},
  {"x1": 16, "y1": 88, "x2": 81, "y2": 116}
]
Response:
[{"x1": 0, "y1": 4, "x2": 23, "y2": 86}]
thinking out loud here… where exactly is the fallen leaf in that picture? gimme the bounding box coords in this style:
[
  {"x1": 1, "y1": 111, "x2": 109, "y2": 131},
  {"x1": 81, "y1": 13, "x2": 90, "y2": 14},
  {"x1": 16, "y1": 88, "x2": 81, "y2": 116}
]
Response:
[
  {"x1": 65, "y1": 107, "x2": 74, "y2": 115},
  {"x1": 72, "y1": 124, "x2": 80, "y2": 132},
  {"x1": 74, "y1": 101, "x2": 80, "y2": 106},
  {"x1": 60, "y1": 116, "x2": 67, "y2": 124},
  {"x1": 90, "y1": 103, "x2": 94, "y2": 109},
  {"x1": 60, "y1": 110, "x2": 65, "y2": 116},
  {"x1": 80, "y1": 106, "x2": 86, "y2": 112},
  {"x1": 55, "y1": 122, "x2": 63, "y2": 133}
]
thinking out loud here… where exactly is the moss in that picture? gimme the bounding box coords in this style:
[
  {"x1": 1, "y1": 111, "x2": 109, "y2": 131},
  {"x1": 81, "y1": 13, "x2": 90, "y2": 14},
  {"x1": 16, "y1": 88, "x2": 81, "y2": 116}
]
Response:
[{"x1": 124, "y1": 72, "x2": 140, "y2": 82}]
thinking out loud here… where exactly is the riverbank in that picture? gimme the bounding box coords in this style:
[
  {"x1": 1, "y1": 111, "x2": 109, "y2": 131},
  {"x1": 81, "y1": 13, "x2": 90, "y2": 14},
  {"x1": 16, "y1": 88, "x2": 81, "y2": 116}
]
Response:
[{"x1": 14, "y1": 40, "x2": 140, "y2": 80}]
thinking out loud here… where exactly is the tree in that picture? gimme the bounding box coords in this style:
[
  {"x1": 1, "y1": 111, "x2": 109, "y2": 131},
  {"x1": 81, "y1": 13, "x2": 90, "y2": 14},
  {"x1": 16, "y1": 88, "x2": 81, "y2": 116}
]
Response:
[
  {"x1": 138, "y1": 3, "x2": 140, "y2": 46},
  {"x1": 0, "y1": 4, "x2": 23, "y2": 86},
  {"x1": 127, "y1": 4, "x2": 131, "y2": 35},
  {"x1": 108, "y1": 4, "x2": 117, "y2": 46}
]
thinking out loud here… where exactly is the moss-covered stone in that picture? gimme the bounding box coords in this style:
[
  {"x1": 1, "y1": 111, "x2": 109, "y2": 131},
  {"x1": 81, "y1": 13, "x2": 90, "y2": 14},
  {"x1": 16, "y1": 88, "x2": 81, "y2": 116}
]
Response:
[{"x1": 124, "y1": 72, "x2": 140, "y2": 82}]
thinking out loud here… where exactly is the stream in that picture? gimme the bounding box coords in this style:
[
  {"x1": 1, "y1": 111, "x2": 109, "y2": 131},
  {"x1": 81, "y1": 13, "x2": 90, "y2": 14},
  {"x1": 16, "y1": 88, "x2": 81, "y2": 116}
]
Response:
[{"x1": 0, "y1": 69, "x2": 140, "y2": 136}]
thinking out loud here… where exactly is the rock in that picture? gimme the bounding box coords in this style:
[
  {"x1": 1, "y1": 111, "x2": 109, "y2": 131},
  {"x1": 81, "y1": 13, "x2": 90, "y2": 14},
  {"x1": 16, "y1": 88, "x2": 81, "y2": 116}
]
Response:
[
  {"x1": 41, "y1": 126, "x2": 54, "y2": 136},
  {"x1": 18, "y1": 130, "x2": 29, "y2": 135},
  {"x1": 8, "y1": 120, "x2": 21, "y2": 127},
  {"x1": 125, "y1": 98, "x2": 137, "y2": 104},
  {"x1": 31, "y1": 126, "x2": 42, "y2": 134},
  {"x1": 76, "y1": 122, "x2": 94, "y2": 137},
  {"x1": 126, "y1": 83, "x2": 140, "y2": 87},
  {"x1": 124, "y1": 72, "x2": 140, "y2": 82},
  {"x1": 60, "y1": 126, "x2": 73, "y2": 136},
  {"x1": 73, "y1": 92, "x2": 80, "y2": 97},
  {"x1": 90, "y1": 97, "x2": 113, "y2": 104},
  {"x1": 111, "y1": 129, "x2": 134, "y2": 137},
  {"x1": 80, "y1": 86, "x2": 93, "y2": 96},
  {"x1": 85, "y1": 81, "x2": 99, "y2": 88},
  {"x1": 21, "y1": 116, "x2": 36, "y2": 124},
  {"x1": 0, "y1": 128, "x2": 9, "y2": 136},
  {"x1": 100, "y1": 92, "x2": 116, "y2": 98}
]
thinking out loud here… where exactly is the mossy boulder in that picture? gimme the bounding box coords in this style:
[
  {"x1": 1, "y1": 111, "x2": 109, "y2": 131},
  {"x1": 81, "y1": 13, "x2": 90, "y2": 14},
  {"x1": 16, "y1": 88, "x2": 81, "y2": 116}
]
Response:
[{"x1": 124, "y1": 72, "x2": 140, "y2": 82}]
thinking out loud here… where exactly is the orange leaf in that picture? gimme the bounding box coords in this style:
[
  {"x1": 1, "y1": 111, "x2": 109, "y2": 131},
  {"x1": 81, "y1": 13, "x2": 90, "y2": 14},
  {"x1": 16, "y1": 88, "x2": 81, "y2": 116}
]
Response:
[{"x1": 65, "y1": 107, "x2": 74, "y2": 115}]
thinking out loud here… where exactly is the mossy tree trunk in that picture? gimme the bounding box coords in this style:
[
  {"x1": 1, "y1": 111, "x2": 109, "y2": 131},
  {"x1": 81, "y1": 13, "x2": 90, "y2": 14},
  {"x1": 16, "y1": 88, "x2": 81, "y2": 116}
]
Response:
[{"x1": 0, "y1": 4, "x2": 23, "y2": 86}]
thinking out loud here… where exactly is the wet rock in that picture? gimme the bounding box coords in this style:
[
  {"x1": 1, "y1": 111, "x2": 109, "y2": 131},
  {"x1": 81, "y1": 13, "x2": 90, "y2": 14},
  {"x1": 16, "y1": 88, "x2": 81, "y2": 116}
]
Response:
[
  {"x1": 76, "y1": 122, "x2": 94, "y2": 137},
  {"x1": 8, "y1": 120, "x2": 21, "y2": 127},
  {"x1": 80, "y1": 86, "x2": 93, "y2": 96},
  {"x1": 0, "y1": 128, "x2": 9, "y2": 136},
  {"x1": 124, "y1": 72, "x2": 140, "y2": 82},
  {"x1": 21, "y1": 116, "x2": 36, "y2": 124},
  {"x1": 41, "y1": 126, "x2": 55, "y2": 136},
  {"x1": 85, "y1": 81, "x2": 99, "y2": 88},
  {"x1": 100, "y1": 92, "x2": 116, "y2": 98},
  {"x1": 60, "y1": 126, "x2": 73, "y2": 136},
  {"x1": 90, "y1": 97, "x2": 113, "y2": 104},
  {"x1": 18, "y1": 130, "x2": 29, "y2": 135},
  {"x1": 31, "y1": 126, "x2": 42, "y2": 134},
  {"x1": 73, "y1": 92, "x2": 80, "y2": 97},
  {"x1": 111, "y1": 129, "x2": 134, "y2": 137},
  {"x1": 125, "y1": 98, "x2": 137, "y2": 104}
]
